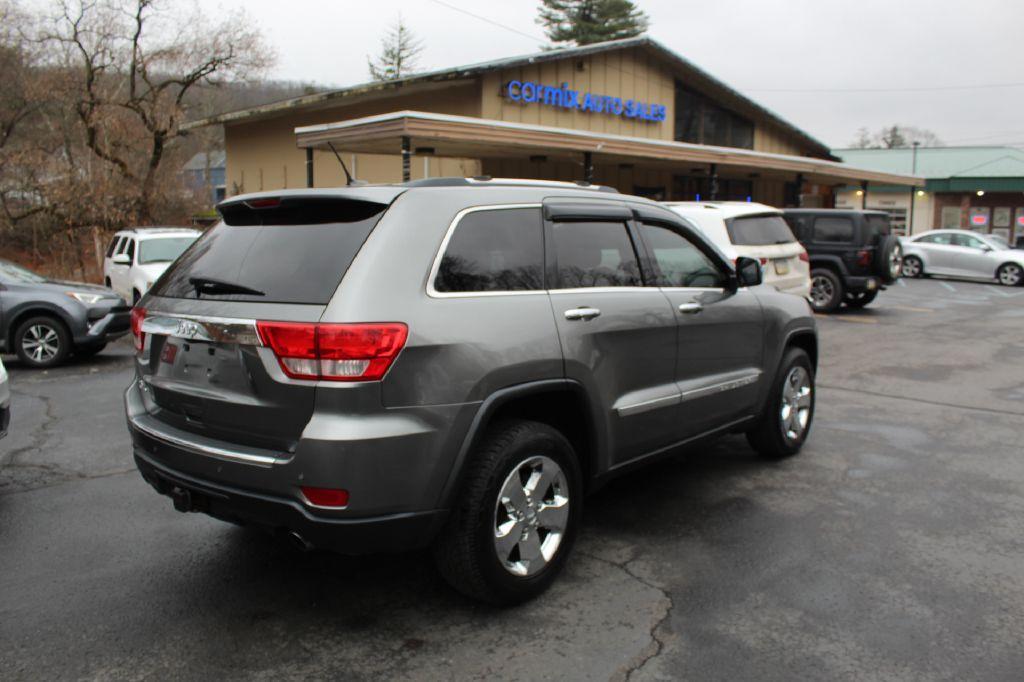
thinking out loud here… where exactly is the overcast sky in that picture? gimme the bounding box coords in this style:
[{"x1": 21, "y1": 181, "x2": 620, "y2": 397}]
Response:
[{"x1": 213, "y1": 0, "x2": 1022, "y2": 149}]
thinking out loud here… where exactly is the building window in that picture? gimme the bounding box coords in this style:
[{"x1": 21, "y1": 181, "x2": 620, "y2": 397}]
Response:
[
  {"x1": 674, "y1": 84, "x2": 754, "y2": 150},
  {"x1": 940, "y1": 206, "x2": 961, "y2": 229}
]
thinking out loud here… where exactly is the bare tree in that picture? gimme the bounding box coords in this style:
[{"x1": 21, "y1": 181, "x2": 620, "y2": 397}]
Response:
[
  {"x1": 0, "y1": 0, "x2": 272, "y2": 277},
  {"x1": 849, "y1": 124, "x2": 942, "y2": 149},
  {"x1": 367, "y1": 15, "x2": 423, "y2": 82}
]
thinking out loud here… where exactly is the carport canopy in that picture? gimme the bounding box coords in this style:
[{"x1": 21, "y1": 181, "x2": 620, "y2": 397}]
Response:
[{"x1": 294, "y1": 110, "x2": 925, "y2": 188}]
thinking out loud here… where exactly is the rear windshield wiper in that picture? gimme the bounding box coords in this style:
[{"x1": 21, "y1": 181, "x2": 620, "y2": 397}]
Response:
[{"x1": 188, "y1": 276, "x2": 265, "y2": 298}]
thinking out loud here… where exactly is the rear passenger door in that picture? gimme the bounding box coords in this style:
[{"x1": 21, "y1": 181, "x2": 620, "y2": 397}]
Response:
[
  {"x1": 110, "y1": 237, "x2": 134, "y2": 298},
  {"x1": 543, "y1": 201, "x2": 680, "y2": 466},
  {"x1": 913, "y1": 232, "x2": 957, "y2": 273},
  {"x1": 634, "y1": 211, "x2": 764, "y2": 438}
]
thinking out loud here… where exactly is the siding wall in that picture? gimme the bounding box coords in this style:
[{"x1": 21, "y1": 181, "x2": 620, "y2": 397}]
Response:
[
  {"x1": 480, "y1": 46, "x2": 675, "y2": 141},
  {"x1": 224, "y1": 82, "x2": 482, "y2": 194}
]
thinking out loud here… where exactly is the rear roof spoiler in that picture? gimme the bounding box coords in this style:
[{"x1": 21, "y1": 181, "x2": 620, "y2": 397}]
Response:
[{"x1": 216, "y1": 187, "x2": 406, "y2": 226}]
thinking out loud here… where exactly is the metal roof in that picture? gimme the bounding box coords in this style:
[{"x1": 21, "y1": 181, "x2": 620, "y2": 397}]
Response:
[
  {"x1": 833, "y1": 146, "x2": 1024, "y2": 179},
  {"x1": 189, "y1": 37, "x2": 832, "y2": 157}
]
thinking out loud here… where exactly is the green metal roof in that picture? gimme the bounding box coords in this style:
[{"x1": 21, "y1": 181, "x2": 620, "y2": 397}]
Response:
[{"x1": 833, "y1": 146, "x2": 1024, "y2": 179}]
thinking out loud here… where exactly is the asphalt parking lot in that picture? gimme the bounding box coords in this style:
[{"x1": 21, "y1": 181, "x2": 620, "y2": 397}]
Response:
[{"x1": 2, "y1": 277, "x2": 1023, "y2": 681}]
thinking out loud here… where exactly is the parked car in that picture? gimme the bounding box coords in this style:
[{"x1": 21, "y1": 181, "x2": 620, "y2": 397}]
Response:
[
  {"x1": 782, "y1": 209, "x2": 902, "y2": 312},
  {"x1": 103, "y1": 227, "x2": 201, "y2": 305},
  {"x1": 125, "y1": 178, "x2": 818, "y2": 604},
  {"x1": 900, "y1": 229, "x2": 1024, "y2": 287},
  {"x1": 0, "y1": 358, "x2": 9, "y2": 438},
  {"x1": 662, "y1": 201, "x2": 811, "y2": 299},
  {"x1": 0, "y1": 259, "x2": 130, "y2": 368}
]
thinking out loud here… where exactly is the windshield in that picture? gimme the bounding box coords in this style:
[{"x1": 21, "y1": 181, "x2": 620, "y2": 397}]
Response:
[
  {"x1": 138, "y1": 236, "x2": 198, "y2": 264},
  {"x1": 986, "y1": 234, "x2": 1010, "y2": 250},
  {"x1": 725, "y1": 214, "x2": 796, "y2": 246},
  {"x1": 0, "y1": 259, "x2": 47, "y2": 283}
]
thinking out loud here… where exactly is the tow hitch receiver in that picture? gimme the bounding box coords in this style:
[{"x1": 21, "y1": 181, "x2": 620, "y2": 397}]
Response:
[{"x1": 170, "y1": 485, "x2": 207, "y2": 513}]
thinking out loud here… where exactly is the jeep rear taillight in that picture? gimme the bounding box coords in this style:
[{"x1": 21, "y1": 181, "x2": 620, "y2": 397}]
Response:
[
  {"x1": 131, "y1": 307, "x2": 146, "y2": 352},
  {"x1": 856, "y1": 249, "x2": 872, "y2": 267},
  {"x1": 256, "y1": 321, "x2": 408, "y2": 382}
]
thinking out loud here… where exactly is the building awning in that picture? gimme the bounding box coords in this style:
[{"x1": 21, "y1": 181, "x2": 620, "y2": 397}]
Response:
[{"x1": 295, "y1": 111, "x2": 924, "y2": 187}]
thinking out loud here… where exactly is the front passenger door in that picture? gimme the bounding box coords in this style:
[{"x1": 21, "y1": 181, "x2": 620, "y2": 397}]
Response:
[
  {"x1": 636, "y1": 217, "x2": 765, "y2": 439},
  {"x1": 544, "y1": 202, "x2": 680, "y2": 467}
]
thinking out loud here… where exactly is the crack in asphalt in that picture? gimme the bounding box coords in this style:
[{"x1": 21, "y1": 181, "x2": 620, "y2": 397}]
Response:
[
  {"x1": 1, "y1": 388, "x2": 59, "y2": 469},
  {"x1": 579, "y1": 549, "x2": 675, "y2": 681},
  {"x1": 818, "y1": 383, "x2": 1024, "y2": 417}
]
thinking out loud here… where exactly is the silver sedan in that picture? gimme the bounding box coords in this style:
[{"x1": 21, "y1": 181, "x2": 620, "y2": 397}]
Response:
[{"x1": 901, "y1": 230, "x2": 1024, "y2": 286}]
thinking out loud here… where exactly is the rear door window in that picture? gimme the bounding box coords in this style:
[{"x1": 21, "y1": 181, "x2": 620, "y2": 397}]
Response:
[
  {"x1": 106, "y1": 236, "x2": 120, "y2": 258},
  {"x1": 434, "y1": 207, "x2": 543, "y2": 293},
  {"x1": 917, "y1": 233, "x2": 953, "y2": 245},
  {"x1": 640, "y1": 223, "x2": 728, "y2": 288},
  {"x1": 813, "y1": 217, "x2": 855, "y2": 243},
  {"x1": 866, "y1": 215, "x2": 891, "y2": 237},
  {"x1": 151, "y1": 199, "x2": 386, "y2": 304},
  {"x1": 550, "y1": 221, "x2": 642, "y2": 288},
  {"x1": 726, "y1": 214, "x2": 796, "y2": 246},
  {"x1": 124, "y1": 239, "x2": 136, "y2": 263}
]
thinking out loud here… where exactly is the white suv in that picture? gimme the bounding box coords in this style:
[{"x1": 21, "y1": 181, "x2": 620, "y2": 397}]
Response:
[
  {"x1": 103, "y1": 228, "x2": 201, "y2": 304},
  {"x1": 663, "y1": 202, "x2": 811, "y2": 299}
]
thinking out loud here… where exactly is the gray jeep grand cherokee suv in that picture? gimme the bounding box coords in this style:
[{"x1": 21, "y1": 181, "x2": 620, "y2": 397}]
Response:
[{"x1": 125, "y1": 178, "x2": 817, "y2": 604}]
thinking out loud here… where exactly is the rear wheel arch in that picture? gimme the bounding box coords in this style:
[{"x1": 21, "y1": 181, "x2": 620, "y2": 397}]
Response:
[{"x1": 441, "y1": 380, "x2": 602, "y2": 509}]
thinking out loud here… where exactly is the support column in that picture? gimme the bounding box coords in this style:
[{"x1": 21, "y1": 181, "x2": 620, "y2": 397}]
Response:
[
  {"x1": 583, "y1": 151, "x2": 594, "y2": 184},
  {"x1": 709, "y1": 163, "x2": 719, "y2": 201},
  {"x1": 860, "y1": 180, "x2": 869, "y2": 209},
  {"x1": 305, "y1": 147, "x2": 314, "y2": 188},
  {"x1": 401, "y1": 136, "x2": 411, "y2": 183},
  {"x1": 794, "y1": 173, "x2": 805, "y2": 207}
]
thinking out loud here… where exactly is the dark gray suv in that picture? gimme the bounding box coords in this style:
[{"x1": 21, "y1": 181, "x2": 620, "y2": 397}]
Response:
[{"x1": 125, "y1": 179, "x2": 817, "y2": 604}]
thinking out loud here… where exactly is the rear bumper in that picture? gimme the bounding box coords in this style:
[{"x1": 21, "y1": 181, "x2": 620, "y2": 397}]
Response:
[
  {"x1": 134, "y1": 451, "x2": 445, "y2": 553},
  {"x1": 134, "y1": 450, "x2": 442, "y2": 552},
  {"x1": 844, "y1": 275, "x2": 883, "y2": 293}
]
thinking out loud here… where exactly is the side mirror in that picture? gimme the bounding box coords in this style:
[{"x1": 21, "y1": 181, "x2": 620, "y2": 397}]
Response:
[
  {"x1": 112, "y1": 253, "x2": 131, "y2": 265},
  {"x1": 980, "y1": 244, "x2": 993, "y2": 252},
  {"x1": 735, "y1": 256, "x2": 762, "y2": 288}
]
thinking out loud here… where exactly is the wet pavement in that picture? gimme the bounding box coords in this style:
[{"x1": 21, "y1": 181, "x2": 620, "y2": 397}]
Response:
[{"x1": 2, "y1": 277, "x2": 1023, "y2": 680}]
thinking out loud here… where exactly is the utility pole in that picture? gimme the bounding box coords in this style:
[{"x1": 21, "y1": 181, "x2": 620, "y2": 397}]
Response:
[{"x1": 908, "y1": 141, "x2": 920, "y2": 235}]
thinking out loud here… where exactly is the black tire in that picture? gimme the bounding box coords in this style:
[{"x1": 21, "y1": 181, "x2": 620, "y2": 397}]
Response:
[
  {"x1": 14, "y1": 315, "x2": 71, "y2": 369},
  {"x1": 432, "y1": 419, "x2": 582, "y2": 605},
  {"x1": 845, "y1": 289, "x2": 878, "y2": 308},
  {"x1": 996, "y1": 262, "x2": 1023, "y2": 287},
  {"x1": 75, "y1": 343, "x2": 107, "y2": 359},
  {"x1": 746, "y1": 347, "x2": 815, "y2": 459},
  {"x1": 104, "y1": 277, "x2": 112, "y2": 288},
  {"x1": 874, "y1": 234, "x2": 902, "y2": 284},
  {"x1": 902, "y1": 255, "x2": 924, "y2": 279},
  {"x1": 809, "y1": 268, "x2": 844, "y2": 313}
]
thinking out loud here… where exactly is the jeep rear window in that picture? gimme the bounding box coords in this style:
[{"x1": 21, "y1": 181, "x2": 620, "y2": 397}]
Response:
[
  {"x1": 150, "y1": 199, "x2": 385, "y2": 304},
  {"x1": 725, "y1": 215, "x2": 796, "y2": 246},
  {"x1": 813, "y1": 217, "x2": 855, "y2": 243},
  {"x1": 866, "y1": 215, "x2": 891, "y2": 238}
]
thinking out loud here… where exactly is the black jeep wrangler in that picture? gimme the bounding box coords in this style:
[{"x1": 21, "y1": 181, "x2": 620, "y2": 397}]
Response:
[{"x1": 783, "y1": 209, "x2": 902, "y2": 312}]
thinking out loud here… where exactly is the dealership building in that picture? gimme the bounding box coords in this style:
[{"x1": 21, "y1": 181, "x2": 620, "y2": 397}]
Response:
[
  {"x1": 197, "y1": 37, "x2": 919, "y2": 204},
  {"x1": 834, "y1": 146, "x2": 1024, "y2": 242}
]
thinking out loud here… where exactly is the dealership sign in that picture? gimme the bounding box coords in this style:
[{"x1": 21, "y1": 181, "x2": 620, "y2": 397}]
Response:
[{"x1": 505, "y1": 80, "x2": 667, "y2": 123}]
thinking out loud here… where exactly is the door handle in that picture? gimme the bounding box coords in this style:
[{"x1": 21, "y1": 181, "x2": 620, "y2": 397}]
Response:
[
  {"x1": 564, "y1": 307, "x2": 601, "y2": 321},
  {"x1": 678, "y1": 302, "x2": 703, "y2": 314}
]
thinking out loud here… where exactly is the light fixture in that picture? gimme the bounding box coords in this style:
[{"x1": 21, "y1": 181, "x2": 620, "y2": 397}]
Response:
[
  {"x1": 856, "y1": 189, "x2": 864, "y2": 197},
  {"x1": 917, "y1": 190, "x2": 925, "y2": 197},
  {"x1": 976, "y1": 190, "x2": 985, "y2": 197}
]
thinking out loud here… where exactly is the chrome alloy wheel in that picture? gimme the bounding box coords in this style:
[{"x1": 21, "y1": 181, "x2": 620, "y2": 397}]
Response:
[
  {"x1": 779, "y1": 366, "x2": 812, "y2": 442},
  {"x1": 22, "y1": 324, "x2": 61, "y2": 363},
  {"x1": 889, "y1": 243, "x2": 903, "y2": 279},
  {"x1": 493, "y1": 455, "x2": 569, "y2": 577},
  {"x1": 902, "y1": 257, "x2": 921, "y2": 278},
  {"x1": 999, "y1": 264, "x2": 1022, "y2": 286},
  {"x1": 810, "y1": 276, "x2": 835, "y2": 309}
]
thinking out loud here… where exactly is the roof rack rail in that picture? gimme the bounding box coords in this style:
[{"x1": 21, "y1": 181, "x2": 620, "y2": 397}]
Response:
[{"x1": 400, "y1": 176, "x2": 619, "y2": 193}]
